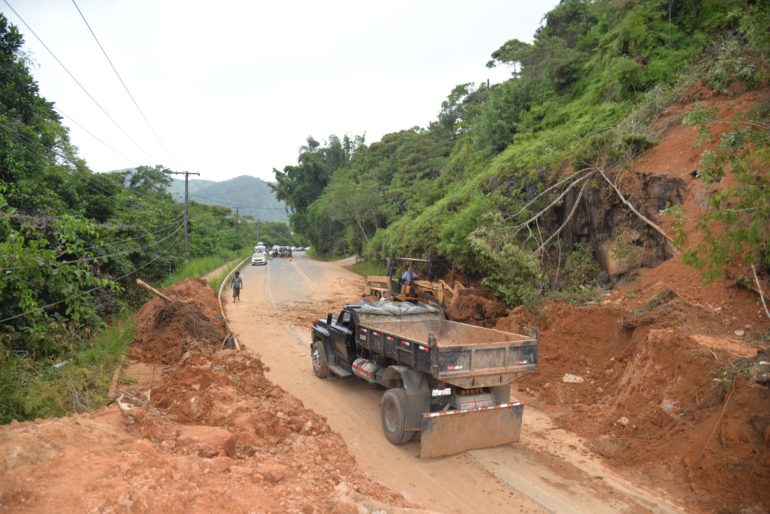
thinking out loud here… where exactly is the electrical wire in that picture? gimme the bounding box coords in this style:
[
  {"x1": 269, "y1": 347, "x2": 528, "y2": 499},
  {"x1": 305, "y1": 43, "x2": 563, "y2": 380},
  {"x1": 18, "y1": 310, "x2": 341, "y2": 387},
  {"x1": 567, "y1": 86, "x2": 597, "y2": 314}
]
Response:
[
  {"x1": 55, "y1": 107, "x2": 139, "y2": 164},
  {"x1": 1, "y1": 0, "x2": 158, "y2": 162},
  {"x1": 0, "y1": 217, "x2": 185, "y2": 272},
  {"x1": 0, "y1": 119, "x2": 172, "y2": 206},
  {"x1": 5, "y1": 211, "x2": 182, "y2": 231},
  {"x1": 70, "y1": 0, "x2": 177, "y2": 166},
  {"x1": 0, "y1": 232, "x2": 182, "y2": 324},
  {"x1": 0, "y1": 118, "x2": 120, "y2": 203},
  {"x1": 190, "y1": 192, "x2": 287, "y2": 211}
]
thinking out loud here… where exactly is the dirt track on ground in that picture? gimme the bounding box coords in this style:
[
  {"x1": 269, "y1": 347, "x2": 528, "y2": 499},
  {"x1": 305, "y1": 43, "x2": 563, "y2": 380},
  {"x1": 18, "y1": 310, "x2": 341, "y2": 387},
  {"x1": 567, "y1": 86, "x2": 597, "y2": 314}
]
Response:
[{"x1": 228, "y1": 255, "x2": 689, "y2": 514}]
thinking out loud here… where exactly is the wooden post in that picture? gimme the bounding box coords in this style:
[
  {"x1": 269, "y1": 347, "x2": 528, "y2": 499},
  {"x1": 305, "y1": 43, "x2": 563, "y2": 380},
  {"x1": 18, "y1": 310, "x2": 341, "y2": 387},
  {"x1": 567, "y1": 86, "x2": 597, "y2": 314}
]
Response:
[{"x1": 135, "y1": 279, "x2": 175, "y2": 303}]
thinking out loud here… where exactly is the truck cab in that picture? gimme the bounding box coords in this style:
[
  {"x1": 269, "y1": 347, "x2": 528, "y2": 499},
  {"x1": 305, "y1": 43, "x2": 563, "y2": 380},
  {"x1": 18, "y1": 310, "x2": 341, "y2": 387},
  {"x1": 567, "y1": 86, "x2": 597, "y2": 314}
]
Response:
[{"x1": 330, "y1": 308, "x2": 357, "y2": 363}]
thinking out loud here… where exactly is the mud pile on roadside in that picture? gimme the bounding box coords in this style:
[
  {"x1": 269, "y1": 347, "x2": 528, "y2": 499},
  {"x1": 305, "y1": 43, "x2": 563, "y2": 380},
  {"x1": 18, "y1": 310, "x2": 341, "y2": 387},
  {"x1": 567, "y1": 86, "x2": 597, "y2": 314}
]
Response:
[
  {"x1": 129, "y1": 278, "x2": 226, "y2": 364},
  {"x1": 0, "y1": 277, "x2": 411, "y2": 514},
  {"x1": 512, "y1": 295, "x2": 770, "y2": 512}
]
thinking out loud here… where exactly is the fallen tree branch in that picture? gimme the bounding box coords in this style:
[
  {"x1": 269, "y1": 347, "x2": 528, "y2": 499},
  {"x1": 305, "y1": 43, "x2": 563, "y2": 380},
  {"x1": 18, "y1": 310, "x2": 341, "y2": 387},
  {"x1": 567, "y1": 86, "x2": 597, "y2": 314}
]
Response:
[
  {"x1": 514, "y1": 172, "x2": 593, "y2": 235},
  {"x1": 507, "y1": 166, "x2": 595, "y2": 221},
  {"x1": 536, "y1": 179, "x2": 589, "y2": 255},
  {"x1": 596, "y1": 168, "x2": 678, "y2": 251},
  {"x1": 752, "y1": 264, "x2": 770, "y2": 319},
  {"x1": 136, "y1": 279, "x2": 174, "y2": 303}
]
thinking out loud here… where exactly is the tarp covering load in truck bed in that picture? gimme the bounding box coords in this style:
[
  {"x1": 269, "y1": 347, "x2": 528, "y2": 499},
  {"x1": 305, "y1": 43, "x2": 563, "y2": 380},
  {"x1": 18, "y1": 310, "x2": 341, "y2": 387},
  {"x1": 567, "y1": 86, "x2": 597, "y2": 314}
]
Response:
[
  {"x1": 357, "y1": 301, "x2": 441, "y2": 316},
  {"x1": 357, "y1": 301, "x2": 530, "y2": 347}
]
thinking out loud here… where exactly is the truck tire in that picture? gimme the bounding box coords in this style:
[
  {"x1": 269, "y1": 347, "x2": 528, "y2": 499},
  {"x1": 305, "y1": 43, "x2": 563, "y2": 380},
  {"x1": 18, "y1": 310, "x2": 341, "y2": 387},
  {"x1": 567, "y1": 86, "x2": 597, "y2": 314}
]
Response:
[
  {"x1": 380, "y1": 388, "x2": 414, "y2": 444},
  {"x1": 311, "y1": 340, "x2": 328, "y2": 378}
]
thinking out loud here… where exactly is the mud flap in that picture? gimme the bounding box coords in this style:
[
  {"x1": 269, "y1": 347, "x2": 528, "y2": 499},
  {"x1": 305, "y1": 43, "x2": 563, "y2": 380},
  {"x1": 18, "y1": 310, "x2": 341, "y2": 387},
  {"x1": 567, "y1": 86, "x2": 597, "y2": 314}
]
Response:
[{"x1": 419, "y1": 402, "x2": 523, "y2": 458}]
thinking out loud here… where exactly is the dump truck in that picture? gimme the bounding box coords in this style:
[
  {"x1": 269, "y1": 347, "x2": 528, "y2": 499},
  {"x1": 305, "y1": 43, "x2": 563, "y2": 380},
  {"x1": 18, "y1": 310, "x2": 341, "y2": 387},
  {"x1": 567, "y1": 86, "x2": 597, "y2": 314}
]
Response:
[{"x1": 310, "y1": 301, "x2": 538, "y2": 457}]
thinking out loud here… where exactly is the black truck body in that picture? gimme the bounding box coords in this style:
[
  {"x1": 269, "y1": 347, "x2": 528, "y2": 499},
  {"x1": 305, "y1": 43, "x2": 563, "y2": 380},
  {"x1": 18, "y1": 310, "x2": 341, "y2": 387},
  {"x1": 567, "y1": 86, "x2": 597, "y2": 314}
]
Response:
[{"x1": 310, "y1": 301, "x2": 538, "y2": 457}]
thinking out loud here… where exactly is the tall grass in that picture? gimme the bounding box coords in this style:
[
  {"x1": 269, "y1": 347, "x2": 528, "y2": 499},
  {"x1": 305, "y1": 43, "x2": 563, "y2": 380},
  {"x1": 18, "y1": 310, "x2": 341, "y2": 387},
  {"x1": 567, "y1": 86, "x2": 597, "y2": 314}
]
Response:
[
  {"x1": 305, "y1": 247, "x2": 343, "y2": 261},
  {"x1": 0, "y1": 315, "x2": 135, "y2": 422},
  {"x1": 349, "y1": 260, "x2": 386, "y2": 277},
  {"x1": 160, "y1": 249, "x2": 249, "y2": 288}
]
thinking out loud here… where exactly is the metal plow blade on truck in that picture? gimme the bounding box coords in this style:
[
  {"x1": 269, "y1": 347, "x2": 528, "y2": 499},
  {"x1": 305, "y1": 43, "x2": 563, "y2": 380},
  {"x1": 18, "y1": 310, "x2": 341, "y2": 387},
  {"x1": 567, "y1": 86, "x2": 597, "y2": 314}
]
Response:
[{"x1": 420, "y1": 401, "x2": 523, "y2": 458}]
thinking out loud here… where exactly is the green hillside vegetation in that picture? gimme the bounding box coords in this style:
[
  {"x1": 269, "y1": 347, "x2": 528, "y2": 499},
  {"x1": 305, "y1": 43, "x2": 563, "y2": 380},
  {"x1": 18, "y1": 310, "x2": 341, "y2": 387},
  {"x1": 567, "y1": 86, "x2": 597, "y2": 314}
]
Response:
[
  {"x1": 273, "y1": 0, "x2": 770, "y2": 307},
  {"x1": 168, "y1": 175, "x2": 289, "y2": 222},
  {"x1": 0, "y1": 14, "x2": 260, "y2": 422}
]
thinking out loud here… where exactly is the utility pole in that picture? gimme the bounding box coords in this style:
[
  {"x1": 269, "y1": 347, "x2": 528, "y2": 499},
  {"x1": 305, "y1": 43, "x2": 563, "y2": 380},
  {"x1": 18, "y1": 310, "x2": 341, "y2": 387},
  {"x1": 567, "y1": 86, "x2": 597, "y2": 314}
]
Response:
[{"x1": 167, "y1": 170, "x2": 200, "y2": 259}]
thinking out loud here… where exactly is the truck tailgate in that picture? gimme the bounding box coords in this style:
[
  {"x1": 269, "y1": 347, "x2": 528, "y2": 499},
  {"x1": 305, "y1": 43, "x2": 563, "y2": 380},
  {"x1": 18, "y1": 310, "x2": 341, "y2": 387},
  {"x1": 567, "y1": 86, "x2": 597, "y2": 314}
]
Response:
[
  {"x1": 420, "y1": 402, "x2": 523, "y2": 458},
  {"x1": 436, "y1": 340, "x2": 537, "y2": 388}
]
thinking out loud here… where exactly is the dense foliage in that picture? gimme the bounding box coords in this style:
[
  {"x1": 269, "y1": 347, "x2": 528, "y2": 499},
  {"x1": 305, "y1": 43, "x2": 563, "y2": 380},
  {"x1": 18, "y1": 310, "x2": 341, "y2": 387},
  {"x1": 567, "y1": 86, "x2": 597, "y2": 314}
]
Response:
[
  {"x1": 683, "y1": 102, "x2": 770, "y2": 279},
  {"x1": 274, "y1": 0, "x2": 770, "y2": 306},
  {"x1": 0, "y1": 14, "x2": 269, "y2": 421}
]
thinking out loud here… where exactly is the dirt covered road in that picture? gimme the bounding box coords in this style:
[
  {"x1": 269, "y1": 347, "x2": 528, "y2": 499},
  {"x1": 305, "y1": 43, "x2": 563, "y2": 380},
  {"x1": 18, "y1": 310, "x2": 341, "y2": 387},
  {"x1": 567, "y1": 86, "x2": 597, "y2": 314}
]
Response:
[{"x1": 228, "y1": 255, "x2": 686, "y2": 514}]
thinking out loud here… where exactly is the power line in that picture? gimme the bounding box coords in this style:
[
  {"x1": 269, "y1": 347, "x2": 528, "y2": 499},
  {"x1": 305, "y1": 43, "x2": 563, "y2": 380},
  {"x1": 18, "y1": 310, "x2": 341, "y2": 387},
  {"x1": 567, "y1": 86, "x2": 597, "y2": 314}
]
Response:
[
  {"x1": 0, "y1": 232, "x2": 182, "y2": 324},
  {"x1": 1, "y1": 0, "x2": 158, "y2": 162},
  {"x1": 0, "y1": 118, "x2": 125, "y2": 204},
  {"x1": 190, "y1": 192, "x2": 287, "y2": 210},
  {"x1": 6, "y1": 211, "x2": 182, "y2": 231},
  {"x1": 0, "y1": 218, "x2": 185, "y2": 272},
  {"x1": 56, "y1": 107, "x2": 139, "y2": 164},
  {"x1": 70, "y1": 0, "x2": 177, "y2": 166},
  {"x1": 0, "y1": 118, "x2": 176, "y2": 206}
]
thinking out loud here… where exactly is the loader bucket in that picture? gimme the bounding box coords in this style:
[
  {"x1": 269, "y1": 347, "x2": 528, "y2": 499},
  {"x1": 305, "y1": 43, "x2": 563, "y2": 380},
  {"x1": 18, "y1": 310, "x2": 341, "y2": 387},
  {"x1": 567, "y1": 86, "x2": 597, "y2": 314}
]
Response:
[{"x1": 419, "y1": 402, "x2": 523, "y2": 458}]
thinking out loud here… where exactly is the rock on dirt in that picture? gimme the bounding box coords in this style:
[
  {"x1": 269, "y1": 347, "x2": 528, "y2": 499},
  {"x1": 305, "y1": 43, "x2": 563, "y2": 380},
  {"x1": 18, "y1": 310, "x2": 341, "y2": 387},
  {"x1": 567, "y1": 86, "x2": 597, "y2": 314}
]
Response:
[{"x1": 445, "y1": 293, "x2": 507, "y2": 327}]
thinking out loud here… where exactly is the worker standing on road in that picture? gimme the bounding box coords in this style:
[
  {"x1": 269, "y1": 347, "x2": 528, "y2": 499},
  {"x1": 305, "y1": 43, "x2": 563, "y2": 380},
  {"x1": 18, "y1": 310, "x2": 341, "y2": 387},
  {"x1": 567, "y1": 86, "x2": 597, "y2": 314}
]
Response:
[
  {"x1": 288, "y1": 247, "x2": 293, "y2": 261},
  {"x1": 232, "y1": 271, "x2": 243, "y2": 302}
]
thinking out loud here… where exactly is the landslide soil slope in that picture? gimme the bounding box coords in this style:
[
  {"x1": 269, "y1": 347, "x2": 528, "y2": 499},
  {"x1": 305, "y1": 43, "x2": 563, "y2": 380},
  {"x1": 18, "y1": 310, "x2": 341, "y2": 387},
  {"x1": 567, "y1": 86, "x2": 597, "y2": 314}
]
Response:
[
  {"x1": 0, "y1": 279, "x2": 412, "y2": 514},
  {"x1": 498, "y1": 86, "x2": 770, "y2": 513}
]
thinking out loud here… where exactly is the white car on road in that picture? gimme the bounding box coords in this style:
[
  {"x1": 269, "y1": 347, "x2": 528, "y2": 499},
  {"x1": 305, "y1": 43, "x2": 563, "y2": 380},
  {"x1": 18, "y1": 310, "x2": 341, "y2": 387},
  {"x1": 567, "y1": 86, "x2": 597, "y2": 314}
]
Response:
[{"x1": 251, "y1": 251, "x2": 267, "y2": 266}]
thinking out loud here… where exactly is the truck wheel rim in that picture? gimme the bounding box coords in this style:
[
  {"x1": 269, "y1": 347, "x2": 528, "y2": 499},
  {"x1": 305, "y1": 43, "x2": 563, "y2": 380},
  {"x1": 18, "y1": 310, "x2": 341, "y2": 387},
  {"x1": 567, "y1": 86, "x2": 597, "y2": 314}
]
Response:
[{"x1": 312, "y1": 346, "x2": 321, "y2": 371}]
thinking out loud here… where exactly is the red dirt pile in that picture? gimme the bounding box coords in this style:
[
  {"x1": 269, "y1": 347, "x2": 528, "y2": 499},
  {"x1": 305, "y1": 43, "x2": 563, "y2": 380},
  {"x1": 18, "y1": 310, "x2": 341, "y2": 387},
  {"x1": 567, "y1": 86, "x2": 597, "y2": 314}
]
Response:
[
  {"x1": 0, "y1": 278, "x2": 412, "y2": 513},
  {"x1": 129, "y1": 278, "x2": 226, "y2": 364},
  {"x1": 512, "y1": 293, "x2": 770, "y2": 513}
]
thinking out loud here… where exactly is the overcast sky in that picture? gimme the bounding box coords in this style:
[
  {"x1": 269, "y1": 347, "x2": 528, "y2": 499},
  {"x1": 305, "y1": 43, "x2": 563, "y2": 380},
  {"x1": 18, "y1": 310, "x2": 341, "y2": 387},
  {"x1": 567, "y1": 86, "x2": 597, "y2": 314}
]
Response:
[{"x1": 4, "y1": 0, "x2": 559, "y2": 183}]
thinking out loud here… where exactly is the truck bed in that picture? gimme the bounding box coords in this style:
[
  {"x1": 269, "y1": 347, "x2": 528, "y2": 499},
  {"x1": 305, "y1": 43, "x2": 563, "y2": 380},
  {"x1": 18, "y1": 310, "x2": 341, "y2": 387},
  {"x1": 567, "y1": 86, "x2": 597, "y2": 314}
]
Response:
[
  {"x1": 359, "y1": 318, "x2": 530, "y2": 347},
  {"x1": 354, "y1": 302, "x2": 537, "y2": 388}
]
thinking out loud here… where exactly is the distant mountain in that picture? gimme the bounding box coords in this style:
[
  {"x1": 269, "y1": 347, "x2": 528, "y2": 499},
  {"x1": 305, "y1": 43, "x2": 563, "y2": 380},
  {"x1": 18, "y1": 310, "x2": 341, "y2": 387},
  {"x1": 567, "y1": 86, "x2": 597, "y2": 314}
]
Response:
[{"x1": 168, "y1": 175, "x2": 289, "y2": 222}]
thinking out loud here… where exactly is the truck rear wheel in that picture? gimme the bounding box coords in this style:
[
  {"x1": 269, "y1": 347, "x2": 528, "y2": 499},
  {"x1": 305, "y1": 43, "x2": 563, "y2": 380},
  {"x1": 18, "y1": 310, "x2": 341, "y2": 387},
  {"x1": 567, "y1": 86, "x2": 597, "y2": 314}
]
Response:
[
  {"x1": 311, "y1": 340, "x2": 328, "y2": 378},
  {"x1": 381, "y1": 388, "x2": 414, "y2": 444}
]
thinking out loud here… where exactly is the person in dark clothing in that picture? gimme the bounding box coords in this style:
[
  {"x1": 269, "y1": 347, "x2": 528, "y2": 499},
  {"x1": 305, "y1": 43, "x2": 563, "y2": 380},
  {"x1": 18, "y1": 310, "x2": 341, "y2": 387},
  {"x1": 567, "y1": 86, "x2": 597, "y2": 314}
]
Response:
[{"x1": 232, "y1": 271, "x2": 243, "y2": 302}]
